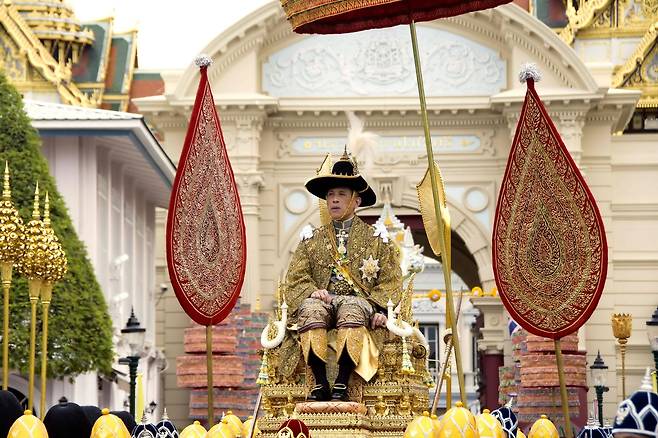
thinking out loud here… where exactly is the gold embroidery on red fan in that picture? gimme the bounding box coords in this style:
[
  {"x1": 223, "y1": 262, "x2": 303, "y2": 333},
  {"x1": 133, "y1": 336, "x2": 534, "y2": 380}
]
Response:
[
  {"x1": 167, "y1": 66, "x2": 246, "y2": 325},
  {"x1": 493, "y1": 83, "x2": 606, "y2": 339}
]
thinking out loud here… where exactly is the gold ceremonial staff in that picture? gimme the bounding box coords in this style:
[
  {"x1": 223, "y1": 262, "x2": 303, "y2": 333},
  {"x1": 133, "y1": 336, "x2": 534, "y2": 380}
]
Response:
[
  {"x1": 22, "y1": 183, "x2": 48, "y2": 411},
  {"x1": 410, "y1": 20, "x2": 467, "y2": 405},
  {"x1": 0, "y1": 163, "x2": 26, "y2": 390},
  {"x1": 39, "y1": 192, "x2": 67, "y2": 418}
]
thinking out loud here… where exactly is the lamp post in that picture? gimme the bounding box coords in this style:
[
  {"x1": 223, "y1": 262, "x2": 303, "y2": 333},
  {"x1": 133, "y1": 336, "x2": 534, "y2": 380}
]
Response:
[
  {"x1": 611, "y1": 313, "x2": 632, "y2": 398},
  {"x1": 119, "y1": 309, "x2": 145, "y2": 419},
  {"x1": 646, "y1": 306, "x2": 658, "y2": 372},
  {"x1": 590, "y1": 351, "x2": 609, "y2": 427}
]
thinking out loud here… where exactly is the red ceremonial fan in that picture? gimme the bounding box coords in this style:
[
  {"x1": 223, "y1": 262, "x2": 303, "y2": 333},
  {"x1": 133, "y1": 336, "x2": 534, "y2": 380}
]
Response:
[
  {"x1": 492, "y1": 65, "x2": 607, "y2": 340},
  {"x1": 166, "y1": 56, "x2": 247, "y2": 327}
]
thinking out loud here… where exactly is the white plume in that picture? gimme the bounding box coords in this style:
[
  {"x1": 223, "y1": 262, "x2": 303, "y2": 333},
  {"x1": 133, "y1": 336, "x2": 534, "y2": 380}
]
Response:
[{"x1": 346, "y1": 111, "x2": 377, "y2": 175}]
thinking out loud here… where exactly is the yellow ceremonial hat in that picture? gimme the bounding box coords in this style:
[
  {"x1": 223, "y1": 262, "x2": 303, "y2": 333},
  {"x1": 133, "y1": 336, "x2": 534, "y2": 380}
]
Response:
[
  {"x1": 517, "y1": 429, "x2": 527, "y2": 438},
  {"x1": 528, "y1": 415, "x2": 558, "y2": 438},
  {"x1": 242, "y1": 416, "x2": 261, "y2": 437},
  {"x1": 90, "y1": 408, "x2": 130, "y2": 438},
  {"x1": 477, "y1": 409, "x2": 504, "y2": 438},
  {"x1": 7, "y1": 410, "x2": 49, "y2": 438},
  {"x1": 439, "y1": 402, "x2": 479, "y2": 438},
  {"x1": 208, "y1": 417, "x2": 238, "y2": 438},
  {"x1": 180, "y1": 420, "x2": 208, "y2": 438},
  {"x1": 432, "y1": 414, "x2": 442, "y2": 435},
  {"x1": 404, "y1": 411, "x2": 441, "y2": 438},
  {"x1": 223, "y1": 411, "x2": 243, "y2": 436}
]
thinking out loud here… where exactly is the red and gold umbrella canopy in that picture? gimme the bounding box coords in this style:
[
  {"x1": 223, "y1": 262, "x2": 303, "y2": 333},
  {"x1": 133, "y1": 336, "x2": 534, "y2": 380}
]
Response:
[{"x1": 281, "y1": 0, "x2": 513, "y2": 34}]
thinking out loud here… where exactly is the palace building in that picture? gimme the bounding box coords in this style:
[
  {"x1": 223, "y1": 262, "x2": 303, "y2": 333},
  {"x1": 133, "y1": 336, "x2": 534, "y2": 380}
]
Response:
[{"x1": 134, "y1": 0, "x2": 658, "y2": 425}]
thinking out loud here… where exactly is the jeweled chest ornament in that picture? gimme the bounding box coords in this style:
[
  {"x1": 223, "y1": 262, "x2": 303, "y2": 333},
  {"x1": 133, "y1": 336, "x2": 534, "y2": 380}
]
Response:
[{"x1": 359, "y1": 255, "x2": 380, "y2": 282}]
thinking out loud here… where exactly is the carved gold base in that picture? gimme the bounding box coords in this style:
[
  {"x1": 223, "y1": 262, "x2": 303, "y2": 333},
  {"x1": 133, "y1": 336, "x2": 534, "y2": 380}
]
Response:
[{"x1": 259, "y1": 410, "x2": 415, "y2": 438}]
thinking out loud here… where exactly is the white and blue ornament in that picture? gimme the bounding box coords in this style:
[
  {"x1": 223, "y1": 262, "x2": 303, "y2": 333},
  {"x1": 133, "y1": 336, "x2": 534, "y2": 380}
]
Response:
[
  {"x1": 132, "y1": 412, "x2": 158, "y2": 438},
  {"x1": 156, "y1": 409, "x2": 179, "y2": 438},
  {"x1": 612, "y1": 368, "x2": 658, "y2": 437},
  {"x1": 492, "y1": 402, "x2": 518, "y2": 438}
]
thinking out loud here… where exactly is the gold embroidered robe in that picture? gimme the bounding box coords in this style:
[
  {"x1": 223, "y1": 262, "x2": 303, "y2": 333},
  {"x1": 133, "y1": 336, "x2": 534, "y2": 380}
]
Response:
[{"x1": 278, "y1": 215, "x2": 402, "y2": 379}]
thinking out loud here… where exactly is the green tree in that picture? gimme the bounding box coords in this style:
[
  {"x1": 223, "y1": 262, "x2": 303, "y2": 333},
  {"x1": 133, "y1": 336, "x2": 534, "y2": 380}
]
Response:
[{"x1": 0, "y1": 71, "x2": 113, "y2": 379}]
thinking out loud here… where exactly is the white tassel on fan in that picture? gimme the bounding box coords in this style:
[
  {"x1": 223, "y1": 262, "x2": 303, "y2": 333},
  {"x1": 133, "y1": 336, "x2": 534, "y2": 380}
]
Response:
[{"x1": 346, "y1": 111, "x2": 378, "y2": 175}]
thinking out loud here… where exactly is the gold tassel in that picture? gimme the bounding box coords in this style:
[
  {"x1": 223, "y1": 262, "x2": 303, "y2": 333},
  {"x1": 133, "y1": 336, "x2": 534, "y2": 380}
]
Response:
[
  {"x1": 257, "y1": 350, "x2": 269, "y2": 385},
  {"x1": 401, "y1": 337, "x2": 415, "y2": 375}
]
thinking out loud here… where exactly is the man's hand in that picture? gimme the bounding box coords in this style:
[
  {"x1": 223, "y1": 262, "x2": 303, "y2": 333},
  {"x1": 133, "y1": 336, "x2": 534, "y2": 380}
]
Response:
[
  {"x1": 370, "y1": 313, "x2": 387, "y2": 329},
  {"x1": 310, "y1": 289, "x2": 333, "y2": 304}
]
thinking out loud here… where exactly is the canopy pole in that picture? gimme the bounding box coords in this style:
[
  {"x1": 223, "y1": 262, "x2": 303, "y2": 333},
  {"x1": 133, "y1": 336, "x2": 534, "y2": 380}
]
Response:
[
  {"x1": 554, "y1": 339, "x2": 573, "y2": 438},
  {"x1": 409, "y1": 20, "x2": 466, "y2": 406},
  {"x1": 207, "y1": 325, "x2": 214, "y2": 428}
]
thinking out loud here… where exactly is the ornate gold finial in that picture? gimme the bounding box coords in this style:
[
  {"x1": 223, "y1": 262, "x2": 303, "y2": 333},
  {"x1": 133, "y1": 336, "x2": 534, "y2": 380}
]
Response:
[
  {"x1": 43, "y1": 192, "x2": 50, "y2": 227},
  {"x1": 3, "y1": 162, "x2": 10, "y2": 200},
  {"x1": 256, "y1": 350, "x2": 269, "y2": 386},
  {"x1": 612, "y1": 313, "x2": 632, "y2": 398},
  {"x1": 32, "y1": 182, "x2": 40, "y2": 220}
]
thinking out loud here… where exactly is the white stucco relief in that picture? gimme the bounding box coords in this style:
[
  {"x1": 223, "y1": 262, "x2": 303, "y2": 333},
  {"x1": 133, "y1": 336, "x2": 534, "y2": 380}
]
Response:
[{"x1": 263, "y1": 26, "x2": 506, "y2": 97}]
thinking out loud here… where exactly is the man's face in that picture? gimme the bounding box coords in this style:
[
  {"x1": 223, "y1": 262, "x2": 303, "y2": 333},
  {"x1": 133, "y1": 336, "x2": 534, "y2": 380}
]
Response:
[{"x1": 327, "y1": 187, "x2": 361, "y2": 220}]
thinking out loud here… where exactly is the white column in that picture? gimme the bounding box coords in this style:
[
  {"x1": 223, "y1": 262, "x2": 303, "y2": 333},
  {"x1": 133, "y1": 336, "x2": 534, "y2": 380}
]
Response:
[
  {"x1": 556, "y1": 111, "x2": 586, "y2": 165},
  {"x1": 227, "y1": 111, "x2": 266, "y2": 306}
]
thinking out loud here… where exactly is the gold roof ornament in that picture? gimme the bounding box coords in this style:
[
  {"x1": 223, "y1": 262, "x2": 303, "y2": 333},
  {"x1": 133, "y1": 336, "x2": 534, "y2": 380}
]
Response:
[
  {"x1": 558, "y1": 0, "x2": 613, "y2": 45},
  {"x1": 528, "y1": 415, "x2": 559, "y2": 438},
  {"x1": 404, "y1": 411, "x2": 441, "y2": 438},
  {"x1": 180, "y1": 421, "x2": 208, "y2": 438},
  {"x1": 439, "y1": 402, "x2": 478, "y2": 438},
  {"x1": 7, "y1": 410, "x2": 49, "y2": 438},
  {"x1": 476, "y1": 409, "x2": 505, "y2": 438},
  {"x1": 11, "y1": 0, "x2": 93, "y2": 62}
]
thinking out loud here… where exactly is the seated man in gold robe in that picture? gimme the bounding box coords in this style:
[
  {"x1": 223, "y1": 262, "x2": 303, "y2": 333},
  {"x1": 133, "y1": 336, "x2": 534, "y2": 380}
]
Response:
[{"x1": 284, "y1": 151, "x2": 402, "y2": 401}]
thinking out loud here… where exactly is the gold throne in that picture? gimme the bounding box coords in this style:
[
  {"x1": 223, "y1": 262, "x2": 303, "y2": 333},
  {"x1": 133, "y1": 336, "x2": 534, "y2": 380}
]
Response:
[{"x1": 257, "y1": 282, "x2": 432, "y2": 438}]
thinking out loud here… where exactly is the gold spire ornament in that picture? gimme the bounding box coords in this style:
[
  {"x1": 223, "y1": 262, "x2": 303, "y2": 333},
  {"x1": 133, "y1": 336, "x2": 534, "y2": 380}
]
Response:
[
  {"x1": 0, "y1": 162, "x2": 26, "y2": 390},
  {"x1": 401, "y1": 336, "x2": 415, "y2": 375},
  {"x1": 19, "y1": 182, "x2": 48, "y2": 412},
  {"x1": 38, "y1": 192, "x2": 67, "y2": 418},
  {"x1": 611, "y1": 313, "x2": 632, "y2": 398},
  {"x1": 256, "y1": 350, "x2": 270, "y2": 385}
]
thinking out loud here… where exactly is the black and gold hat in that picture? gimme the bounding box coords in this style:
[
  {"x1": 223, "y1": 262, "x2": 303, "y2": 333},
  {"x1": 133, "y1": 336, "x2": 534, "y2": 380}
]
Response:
[{"x1": 305, "y1": 149, "x2": 376, "y2": 207}]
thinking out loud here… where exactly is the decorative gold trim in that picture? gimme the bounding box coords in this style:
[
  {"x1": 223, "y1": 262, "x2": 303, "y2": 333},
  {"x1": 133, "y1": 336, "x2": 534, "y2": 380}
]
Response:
[
  {"x1": 612, "y1": 22, "x2": 658, "y2": 88},
  {"x1": 0, "y1": 4, "x2": 95, "y2": 107},
  {"x1": 559, "y1": 0, "x2": 613, "y2": 45}
]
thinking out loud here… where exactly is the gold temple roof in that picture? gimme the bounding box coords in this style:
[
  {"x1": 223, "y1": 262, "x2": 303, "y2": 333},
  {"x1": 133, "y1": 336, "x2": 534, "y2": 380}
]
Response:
[{"x1": 11, "y1": 0, "x2": 93, "y2": 45}]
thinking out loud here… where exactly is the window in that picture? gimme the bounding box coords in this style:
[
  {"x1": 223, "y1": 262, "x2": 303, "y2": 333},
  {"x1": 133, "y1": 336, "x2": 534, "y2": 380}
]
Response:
[{"x1": 419, "y1": 323, "x2": 440, "y2": 380}]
